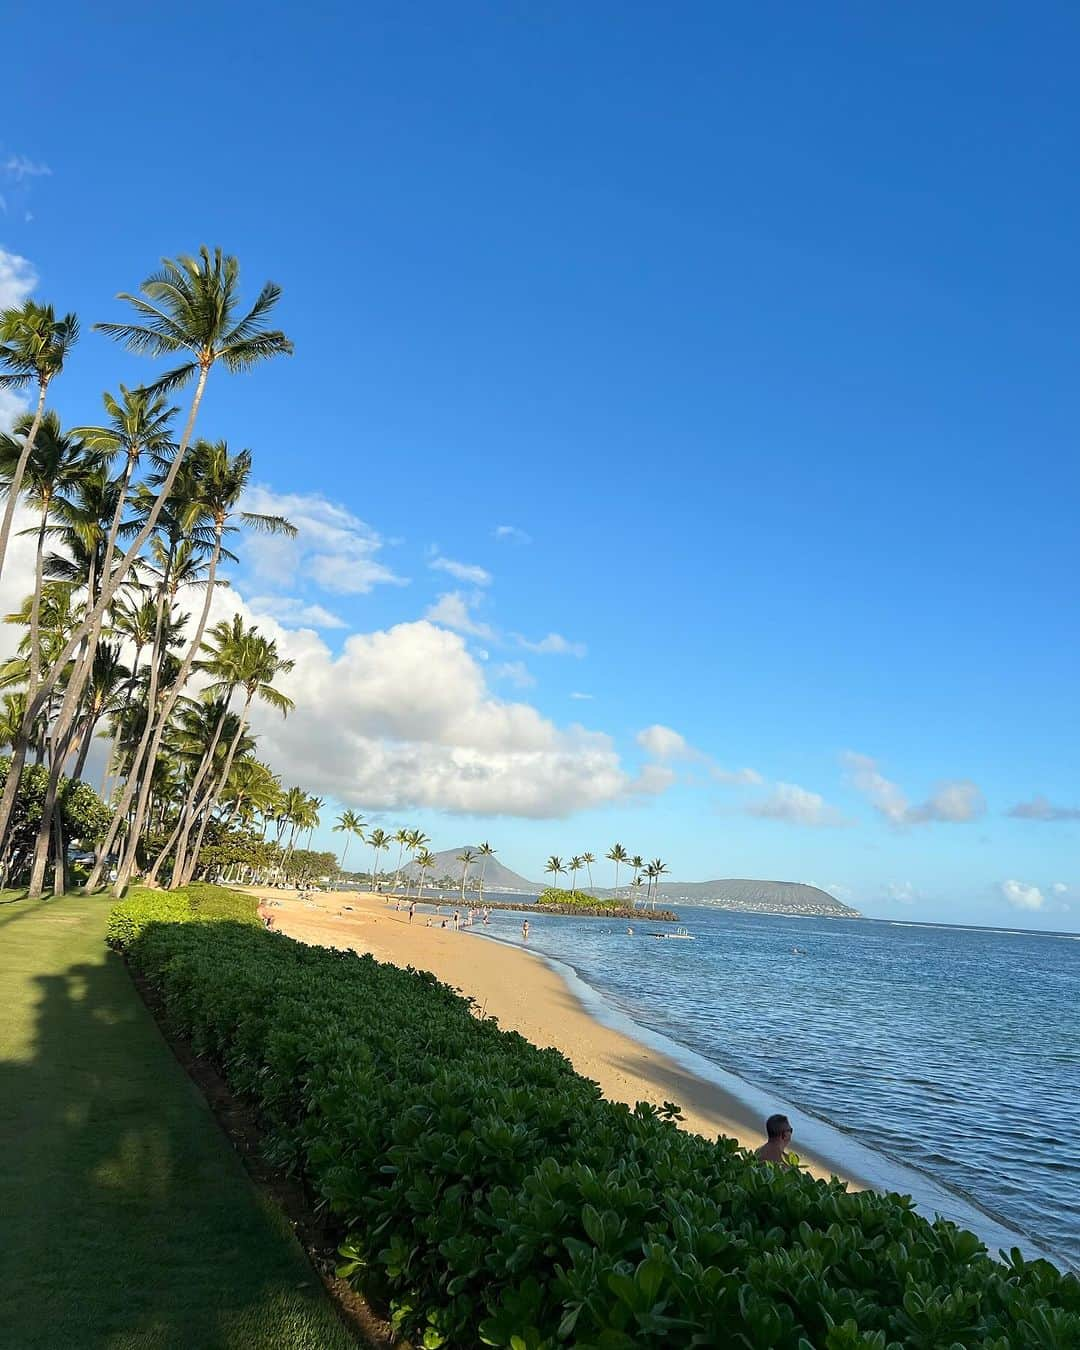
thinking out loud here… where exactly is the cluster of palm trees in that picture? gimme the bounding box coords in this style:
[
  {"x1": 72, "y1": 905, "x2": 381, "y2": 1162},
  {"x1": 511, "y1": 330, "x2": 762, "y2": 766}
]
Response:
[
  {"x1": 543, "y1": 843, "x2": 670, "y2": 908},
  {"x1": 332, "y1": 824, "x2": 500, "y2": 907},
  {"x1": 0, "y1": 247, "x2": 316, "y2": 898}
]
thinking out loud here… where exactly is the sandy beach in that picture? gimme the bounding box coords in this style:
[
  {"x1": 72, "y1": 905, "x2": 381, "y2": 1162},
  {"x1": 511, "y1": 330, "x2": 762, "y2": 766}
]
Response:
[{"x1": 244, "y1": 888, "x2": 869, "y2": 1188}]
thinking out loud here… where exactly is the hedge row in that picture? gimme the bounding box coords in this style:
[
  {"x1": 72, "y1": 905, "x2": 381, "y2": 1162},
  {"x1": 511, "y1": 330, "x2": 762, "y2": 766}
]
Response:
[{"x1": 111, "y1": 887, "x2": 1079, "y2": 1348}]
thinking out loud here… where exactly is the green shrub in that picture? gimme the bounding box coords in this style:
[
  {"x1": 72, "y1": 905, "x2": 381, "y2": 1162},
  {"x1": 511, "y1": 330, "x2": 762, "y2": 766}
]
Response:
[
  {"x1": 106, "y1": 883, "x2": 257, "y2": 948},
  {"x1": 109, "y1": 893, "x2": 1079, "y2": 1348}
]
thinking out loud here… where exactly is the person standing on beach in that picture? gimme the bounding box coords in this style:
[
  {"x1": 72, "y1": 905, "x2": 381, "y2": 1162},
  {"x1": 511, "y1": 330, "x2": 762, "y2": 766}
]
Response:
[
  {"x1": 408, "y1": 900, "x2": 416, "y2": 922},
  {"x1": 756, "y1": 1114, "x2": 796, "y2": 1166},
  {"x1": 453, "y1": 909, "x2": 460, "y2": 930}
]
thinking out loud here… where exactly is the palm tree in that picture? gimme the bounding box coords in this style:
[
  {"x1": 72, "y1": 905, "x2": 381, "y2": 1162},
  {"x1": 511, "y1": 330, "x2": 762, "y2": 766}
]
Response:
[
  {"x1": 0, "y1": 248, "x2": 293, "y2": 858},
  {"x1": 606, "y1": 843, "x2": 629, "y2": 898},
  {"x1": 334, "y1": 809, "x2": 365, "y2": 869},
  {"x1": 647, "y1": 858, "x2": 669, "y2": 907},
  {"x1": 391, "y1": 827, "x2": 413, "y2": 893},
  {"x1": 477, "y1": 841, "x2": 496, "y2": 901},
  {"x1": 545, "y1": 855, "x2": 564, "y2": 890},
  {"x1": 171, "y1": 630, "x2": 295, "y2": 888},
  {"x1": 568, "y1": 856, "x2": 582, "y2": 891},
  {"x1": 581, "y1": 851, "x2": 595, "y2": 891},
  {"x1": 68, "y1": 641, "x2": 129, "y2": 784},
  {"x1": 367, "y1": 828, "x2": 391, "y2": 891},
  {"x1": 302, "y1": 796, "x2": 324, "y2": 851},
  {"x1": 629, "y1": 854, "x2": 644, "y2": 900},
  {"x1": 414, "y1": 848, "x2": 436, "y2": 904},
  {"x1": 457, "y1": 848, "x2": 477, "y2": 901},
  {"x1": 0, "y1": 411, "x2": 94, "y2": 699},
  {"x1": 0, "y1": 300, "x2": 79, "y2": 579},
  {"x1": 404, "y1": 828, "x2": 429, "y2": 896},
  {"x1": 112, "y1": 445, "x2": 295, "y2": 893}
]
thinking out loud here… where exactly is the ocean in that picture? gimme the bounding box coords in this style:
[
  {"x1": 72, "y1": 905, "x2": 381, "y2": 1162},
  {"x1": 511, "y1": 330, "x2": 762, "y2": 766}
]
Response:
[{"x1": 465, "y1": 900, "x2": 1079, "y2": 1271}]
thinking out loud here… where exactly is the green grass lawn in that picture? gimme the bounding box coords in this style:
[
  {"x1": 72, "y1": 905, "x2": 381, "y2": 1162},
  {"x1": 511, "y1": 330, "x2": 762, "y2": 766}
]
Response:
[{"x1": 0, "y1": 891, "x2": 356, "y2": 1350}]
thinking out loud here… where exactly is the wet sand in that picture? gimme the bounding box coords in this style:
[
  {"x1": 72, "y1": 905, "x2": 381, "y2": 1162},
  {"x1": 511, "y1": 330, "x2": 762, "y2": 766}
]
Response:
[{"x1": 245, "y1": 888, "x2": 869, "y2": 1188}]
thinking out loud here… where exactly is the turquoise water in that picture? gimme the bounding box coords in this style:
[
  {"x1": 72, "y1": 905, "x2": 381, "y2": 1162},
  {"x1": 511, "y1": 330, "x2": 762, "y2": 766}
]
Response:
[{"x1": 470, "y1": 902, "x2": 1079, "y2": 1270}]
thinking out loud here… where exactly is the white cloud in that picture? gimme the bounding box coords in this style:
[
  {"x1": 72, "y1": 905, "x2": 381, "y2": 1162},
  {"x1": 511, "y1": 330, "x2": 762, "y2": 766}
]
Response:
[
  {"x1": 747, "y1": 782, "x2": 848, "y2": 827},
  {"x1": 245, "y1": 596, "x2": 347, "y2": 629},
  {"x1": 494, "y1": 661, "x2": 535, "y2": 688},
  {"x1": 202, "y1": 581, "x2": 650, "y2": 817},
  {"x1": 516, "y1": 632, "x2": 586, "y2": 657},
  {"x1": 242, "y1": 486, "x2": 406, "y2": 595},
  {"x1": 636, "y1": 724, "x2": 691, "y2": 759},
  {"x1": 570, "y1": 691, "x2": 593, "y2": 700},
  {"x1": 494, "y1": 524, "x2": 531, "y2": 544},
  {"x1": 0, "y1": 503, "x2": 42, "y2": 657},
  {"x1": 4, "y1": 155, "x2": 51, "y2": 182},
  {"x1": 1053, "y1": 882, "x2": 1069, "y2": 895},
  {"x1": 710, "y1": 764, "x2": 763, "y2": 786},
  {"x1": 884, "y1": 880, "x2": 920, "y2": 905},
  {"x1": 1001, "y1": 879, "x2": 1044, "y2": 912},
  {"x1": 429, "y1": 555, "x2": 492, "y2": 586},
  {"x1": 426, "y1": 591, "x2": 497, "y2": 640},
  {"x1": 0, "y1": 246, "x2": 36, "y2": 311},
  {"x1": 636, "y1": 722, "x2": 760, "y2": 785},
  {"x1": 843, "y1": 751, "x2": 985, "y2": 826},
  {"x1": 1008, "y1": 795, "x2": 1080, "y2": 822},
  {"x1": 630, "y1": 763, "x2": 677, "y2": 795}
]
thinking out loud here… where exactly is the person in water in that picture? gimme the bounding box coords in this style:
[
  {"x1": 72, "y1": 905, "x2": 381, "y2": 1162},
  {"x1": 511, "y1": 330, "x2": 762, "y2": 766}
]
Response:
[
  {"x1": 521, "y1": 919, "x2": 529, "y2": 940},
  {"x1": 756, "y1": 1114, "x2": 796, "y2": 1166}
]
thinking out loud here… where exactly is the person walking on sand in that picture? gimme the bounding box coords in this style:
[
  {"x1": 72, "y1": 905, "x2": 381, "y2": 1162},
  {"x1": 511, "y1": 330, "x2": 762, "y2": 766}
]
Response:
[
  {"x1": 756, "y1": 1114, "x2": 796, "y2": 1166},
  {"x1": 521, "y1": 919, "x2": 530, "y2": 940},
  {"x1": 453, "y1": 909, "x2": 460, "y2": 930},
  {"x1": 408, "y1": 900, "x2": 416, "y2": 922}
]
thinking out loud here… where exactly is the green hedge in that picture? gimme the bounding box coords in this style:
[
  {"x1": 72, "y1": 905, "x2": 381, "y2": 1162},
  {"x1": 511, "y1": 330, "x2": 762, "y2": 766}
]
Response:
[
  {"x1": 110, "y1": 893, "x2": 1079, "y2": 1349},
  {"x1": 106, "y1": 882, "x2": 259, "y2": 948}
]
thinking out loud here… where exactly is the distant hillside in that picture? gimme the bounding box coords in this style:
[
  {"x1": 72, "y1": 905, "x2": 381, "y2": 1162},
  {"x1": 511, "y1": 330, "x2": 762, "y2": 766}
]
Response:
[
  {"x1": 650, "y1": 878, "x2": 858, "y2": 917},
  {"x1": 400, "y1": 847, "x2": 539, "y2": 893},
  {"x1": 397, "y1": 853, "x2": 856, "y2": 916}
]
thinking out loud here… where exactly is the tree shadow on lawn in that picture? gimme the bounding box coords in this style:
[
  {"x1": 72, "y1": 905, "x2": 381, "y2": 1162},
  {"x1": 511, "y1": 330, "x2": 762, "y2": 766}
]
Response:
[{"x1": 0, "y1": 937, "x2": 353, "y2": 1350}]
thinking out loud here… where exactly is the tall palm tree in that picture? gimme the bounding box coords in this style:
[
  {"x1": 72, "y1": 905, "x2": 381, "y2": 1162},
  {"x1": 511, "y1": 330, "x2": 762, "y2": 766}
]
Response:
[
  {"x1": 545, "y1": 855, "x2": 565, "y2": 890},
  {"x1": 0, "y1": 248, "x2": 292, "y2": 857},
  {"x1": 457, "y1": 847, "x2": 477, "y2": 901},
  {"x1": 567, "y1": 855, "x2": 582, "y2": 891},
  {"x1": 414, "y1": 848, "x2": 436, "y2": 904},
  {"x1": 391, "y1": 827, "x2": 413, "y2": 893},
  {"x1": 648, "y1": 858, "x2": 669, "y2": 908},
  {"x1": 334, "y1": 809, "x2": 365, "y2": 869},
  {"x1": 581, "y1": 851, "x2": 596, "y2": 891},
  {"x1": 68, "y1": 641, "x2": 129, "y2": 784},
  {"x1": 404, "y1": 828, "x2": 430, "y2": 896},
  {"x1": 477, "y1": 840, "x2": 496, "y2": 901},
  {"x1": 0, "y1": 300, "x2": 79, "y2": 579},
  {"x1": 113, "y1": 445, "x2": 295, "y2": 893},
  {"x1": 302, "y1": 795, "x2": 324, "y2": 851},
  {"x1": 629, "y1": 854, "x2": 644, "y2": 895},
  {"x1": 606, "y1": 843, "x2": 629, "y2": 898},
  {"x1": 0, "y1": 411, "x2": 94, "y2": 699},
  {"x1": 170, "y1": 629, "x2": 295, "y2": 888},
  {"x1": 367, "y1": 828, "x2": 390, "y2": 891}
]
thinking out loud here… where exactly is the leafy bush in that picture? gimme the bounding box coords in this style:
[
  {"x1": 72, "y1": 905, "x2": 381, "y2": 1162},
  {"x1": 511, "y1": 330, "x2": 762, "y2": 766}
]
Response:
[
  {"x1": 536, "y1": 887, "x2": 619, "y2": 909},
  {"x1": 0, "y1": 755, "x2": 111, "y2": 882},
  {"x1": 106, "y1": 882, "x2": 257, "y2": 948},
  {"x1": 111, "y1": 893, "x2": 1079, "y2": 1349}
]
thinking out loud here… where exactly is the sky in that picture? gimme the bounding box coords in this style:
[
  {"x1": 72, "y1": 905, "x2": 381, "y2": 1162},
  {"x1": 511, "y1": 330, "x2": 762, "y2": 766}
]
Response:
[{"x1": 1, "y1": 1, "x2": 1078, "y2": 929}]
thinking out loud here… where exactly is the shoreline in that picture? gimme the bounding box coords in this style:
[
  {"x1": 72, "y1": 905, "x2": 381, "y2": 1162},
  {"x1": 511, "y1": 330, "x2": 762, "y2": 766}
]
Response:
[{"x1": 248, "y1": 887, "x2": 1056, "y2": 1263}]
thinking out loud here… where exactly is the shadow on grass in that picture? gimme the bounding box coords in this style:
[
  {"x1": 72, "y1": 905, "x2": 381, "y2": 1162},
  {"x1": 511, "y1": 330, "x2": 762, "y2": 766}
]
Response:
[{"x1": 0, "y1": 899, "x2": 353, "y2": 1350}]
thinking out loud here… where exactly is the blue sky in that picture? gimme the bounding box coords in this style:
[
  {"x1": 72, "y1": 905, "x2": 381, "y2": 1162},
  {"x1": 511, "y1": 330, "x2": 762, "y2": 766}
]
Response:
[{"x1": 2, "y1": 2, "x2": 1078, "y2": 929}]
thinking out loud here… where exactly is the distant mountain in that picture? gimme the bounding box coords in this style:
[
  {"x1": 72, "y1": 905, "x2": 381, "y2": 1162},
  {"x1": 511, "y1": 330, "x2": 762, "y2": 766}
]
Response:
[
  {"x1": 399, "y1": 852, "x2": 857, "y2": 916},
  {"x1": 401, "y1": 847, "x2": 541, "y2": 893},
  {"x1": 649, "y1": 878, "x2": 858, "y2": 917}
]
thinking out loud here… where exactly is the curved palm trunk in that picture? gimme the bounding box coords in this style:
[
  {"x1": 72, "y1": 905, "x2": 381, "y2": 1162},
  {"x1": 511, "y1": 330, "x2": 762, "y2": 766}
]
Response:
[
  {"x1": 460, "y1": 864, "x2": 469, "y2": 902},
  {"x1": 113, "y1": 528, "x2": 223, "y2": 896},
  {"x1": 176, "y1": 689, "x2": 254, "y2": 888},
  {"x1": 339, "y1": 835, "x2": 351, "y2": 869},
  {"x1": 70, "y1": 708, "x2": 99, "y2": 784},
  {"x1": 27, "y1": 499, "x2": 50, "y2": 699},
  {"x1": 479, "y1": 859, "x2": 488, "y2": 902},
  {"x1": 84, "y1": 571, "x2": 173, "y2": 893},
  {"x1": 150, "y1": 699, "x2": 233, "y2": 886},
  {"x1": 0, "y1": 378, "x2": 48, "y2": 581},
  {"x1": 0, "y1": 365, "x2": 210, "y2": 856}
]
